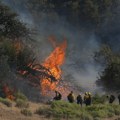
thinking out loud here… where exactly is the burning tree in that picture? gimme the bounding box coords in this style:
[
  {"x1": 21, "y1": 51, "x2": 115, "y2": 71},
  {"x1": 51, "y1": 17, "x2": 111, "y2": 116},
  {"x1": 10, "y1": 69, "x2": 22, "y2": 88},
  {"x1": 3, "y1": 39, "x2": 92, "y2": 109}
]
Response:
[
  {"x1": 4, "y1": 35, "x2": 67, "y2": 95},
  {"x1": 16, "y1": 36, "x2": 68, "y2": 96},
  {"x1": 0, "y1": 2, "x2": 69, "y2": 97},
  {"x1": 0, "y1": 37, "x2": 68, "y2": 97}
]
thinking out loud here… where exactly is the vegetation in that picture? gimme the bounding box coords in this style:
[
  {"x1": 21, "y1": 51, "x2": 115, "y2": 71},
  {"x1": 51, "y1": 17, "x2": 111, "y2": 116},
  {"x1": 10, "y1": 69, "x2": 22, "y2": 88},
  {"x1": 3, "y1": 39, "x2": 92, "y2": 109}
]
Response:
[
  {"x1": 0, "y1": 2, "x2": 58, "y2": 89},
  {"x1": 21, "y1": 109, "x2": 32, "y2": 116},
  {"x1": 15, "y1": 99, "x2": 29, "y2": 108},
  {"x1": 26, "y1": 0, "x2": 119, "y2": 25},
  {"x1": 0, "y1": 2, "x2": 29, "y2": 39},
  {"x1": 36, "y1": 100, "x2": 120, "y2": 119},
  {"x1": 0, "y1": 2, "x2": 33, "y2": 81},
  {"x1": 0, "y1": 2, "x2": 47, "y2": 90},
  {"x1": 0, "y1": 97, "x2": 12, "y2": 107},
  {"x1": 0, "y1": 37, "x2": 34, "y2": 69},
  {"x1": 15, "y1": 91, "x2": 29, "y2": 108},
  {"x1": 0, "y1": 3, "x2": 119, "y2": 120},
  {"x1": 95, "y1": 45, "x2": 120, "y2": 91},
  {"x1": 15, "y1": 91, "x2": 28, "y2": 101},
  {"x1": 92, "y1": 94, "x2": 108, "y2": 104}
]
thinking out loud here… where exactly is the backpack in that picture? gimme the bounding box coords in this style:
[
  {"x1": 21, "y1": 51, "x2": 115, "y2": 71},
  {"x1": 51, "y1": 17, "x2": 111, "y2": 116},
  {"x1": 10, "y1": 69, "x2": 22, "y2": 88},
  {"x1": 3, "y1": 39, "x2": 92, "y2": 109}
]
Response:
[
  {"x1": 58, "y1": 93, "x2": 62, "y2": 100},
  {"x1": 118, "y1": 95, "x2": 120, "y2": 99}
]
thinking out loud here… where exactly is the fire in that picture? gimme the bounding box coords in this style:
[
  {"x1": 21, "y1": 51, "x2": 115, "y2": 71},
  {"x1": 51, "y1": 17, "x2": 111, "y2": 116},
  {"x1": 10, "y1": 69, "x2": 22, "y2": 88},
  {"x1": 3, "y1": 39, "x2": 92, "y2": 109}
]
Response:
[
  {"x1": 15, "y1": 36, "x2": 69, "y2": 96},
  {"x1": 3, "y1": 84, "x2": 15, "y2": 100},
  {"x1": 41, "y1": 38, "x2": 67, "y2": 95}
]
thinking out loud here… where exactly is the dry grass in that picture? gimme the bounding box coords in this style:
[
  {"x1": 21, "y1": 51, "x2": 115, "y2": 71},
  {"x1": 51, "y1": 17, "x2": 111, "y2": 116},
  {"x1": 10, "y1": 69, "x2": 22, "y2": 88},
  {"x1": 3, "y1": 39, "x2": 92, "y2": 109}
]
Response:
[{"x1": 0, "y1": 98, "x2": 120, "y2": 120}]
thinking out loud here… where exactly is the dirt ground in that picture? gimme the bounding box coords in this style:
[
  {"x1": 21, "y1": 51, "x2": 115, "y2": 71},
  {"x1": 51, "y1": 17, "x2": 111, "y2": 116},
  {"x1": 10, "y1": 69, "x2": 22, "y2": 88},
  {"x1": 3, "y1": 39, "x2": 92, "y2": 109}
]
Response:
[{"x1": 0, "y1": 102, "x2": 50, "y2": 120}]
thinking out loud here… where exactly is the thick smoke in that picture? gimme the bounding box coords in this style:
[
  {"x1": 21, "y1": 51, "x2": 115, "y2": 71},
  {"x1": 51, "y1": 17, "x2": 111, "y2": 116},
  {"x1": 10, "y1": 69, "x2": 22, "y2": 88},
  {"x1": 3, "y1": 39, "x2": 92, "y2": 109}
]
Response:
[{"x1": 2, "y1": 0, "x2": 120, "y2": 95}]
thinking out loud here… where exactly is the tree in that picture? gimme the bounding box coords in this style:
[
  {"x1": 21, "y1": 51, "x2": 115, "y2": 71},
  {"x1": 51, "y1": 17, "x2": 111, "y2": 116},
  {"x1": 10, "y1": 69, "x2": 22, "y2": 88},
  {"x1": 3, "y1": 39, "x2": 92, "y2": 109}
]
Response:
[
  {"x1": 0, "y1": 2, "x2": 29, "y2": 39},
  {"x1": 26, "y1": 0, "x2": 118, "y2": 25},
  {"x1": 95, "y1": 45, "x2": 120, "y2": 91}
]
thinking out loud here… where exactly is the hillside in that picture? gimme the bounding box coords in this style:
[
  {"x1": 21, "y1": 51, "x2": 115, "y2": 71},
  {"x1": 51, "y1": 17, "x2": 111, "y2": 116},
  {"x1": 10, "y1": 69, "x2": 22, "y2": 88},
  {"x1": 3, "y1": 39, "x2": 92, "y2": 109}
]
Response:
[
  {"x1": 0, "y1": 101, "x2": 49, "y2": 120},
  {"x1": 0, "y1": 99, "x2": 120, "y2": 120},
  {"x1": 0, "y1": 1, "x2": 120, "y2": 120}
]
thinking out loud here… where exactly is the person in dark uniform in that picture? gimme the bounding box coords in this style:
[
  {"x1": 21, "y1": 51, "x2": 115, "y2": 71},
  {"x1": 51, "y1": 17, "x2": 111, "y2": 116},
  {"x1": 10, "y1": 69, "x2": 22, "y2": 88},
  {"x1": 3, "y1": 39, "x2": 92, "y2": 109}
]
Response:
[
  {"x1": 109, "y1": 95, "x2": 115, "y2": 104},
  {"x1": 67, "y1": 91, "x2": 75, "y2": 103},
  {"x1": 84, "y1": 92, "x2": 89, "y2": 106},
  {"x1": 76, "y1": 94, "x2": 83, "y2": 107},
  {"x1": 53, "y1": 91, "x2": 62, "y2": 100},
  {"x1": 118, "y1": 94, "x2": 120, "y2": 105}
]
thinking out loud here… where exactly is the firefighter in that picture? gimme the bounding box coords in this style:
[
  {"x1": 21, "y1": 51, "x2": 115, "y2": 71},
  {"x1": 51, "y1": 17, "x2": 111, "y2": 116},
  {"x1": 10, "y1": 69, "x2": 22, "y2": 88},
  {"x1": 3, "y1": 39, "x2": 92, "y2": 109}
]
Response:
[
  {"x1": 76, "y1": 94, "x2": 83, "y2": 107},
  {"x1": 84, "y1": 92, "x2": 90, "y2": 106},
  {"x1": 88, "y1": 92, "x2": 92, "y2": 105},
  {"x1": 109, "y1": 95, "x2": 115, "y2": 104},
  {"x1": 67, "y1": 91, "x2": 75, "y2": 103},
  {"x1": 53, "y1": 91, "x2": 62, "y2": 100},
  {"x1": 118, "y1": 94, "x2": 120, "y2": 105},
  {"x1": 84, "y1": 92, "x2": 88, "y2": 106}
]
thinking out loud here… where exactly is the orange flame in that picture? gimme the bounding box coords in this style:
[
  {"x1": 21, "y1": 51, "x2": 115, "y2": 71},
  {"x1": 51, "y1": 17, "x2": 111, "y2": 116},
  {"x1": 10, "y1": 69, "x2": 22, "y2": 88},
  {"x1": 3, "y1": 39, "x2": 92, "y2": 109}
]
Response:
[
  {"x1": 41, "y1": 38, "x2": 67, "y2": 95},
  {"x1": 16, "y1": 37, "x2": 69, "y2": 96},
  {"x1": 3, "y1": 84, "x2": 15, "y2": 100}
]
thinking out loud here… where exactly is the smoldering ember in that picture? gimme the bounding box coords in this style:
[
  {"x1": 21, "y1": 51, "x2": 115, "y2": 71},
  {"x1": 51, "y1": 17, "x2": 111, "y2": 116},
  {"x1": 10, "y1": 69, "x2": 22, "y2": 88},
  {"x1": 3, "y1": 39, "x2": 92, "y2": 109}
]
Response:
[{"x1": 0, "y1": 0, "x2": 120, "y2": 120}]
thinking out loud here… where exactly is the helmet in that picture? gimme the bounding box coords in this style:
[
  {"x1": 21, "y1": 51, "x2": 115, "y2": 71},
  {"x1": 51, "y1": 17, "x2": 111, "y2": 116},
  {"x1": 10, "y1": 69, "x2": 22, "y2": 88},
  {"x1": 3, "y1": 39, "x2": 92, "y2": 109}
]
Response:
[
  {"x1": 71, "y1": 91, "x2": 73, "y2": 94},
  {"x1": 88, "y1": 92, "x2": 91, "y2": 95},
  {"x1": 85, "y1": 92, "x2": 88, "y2": 95}
]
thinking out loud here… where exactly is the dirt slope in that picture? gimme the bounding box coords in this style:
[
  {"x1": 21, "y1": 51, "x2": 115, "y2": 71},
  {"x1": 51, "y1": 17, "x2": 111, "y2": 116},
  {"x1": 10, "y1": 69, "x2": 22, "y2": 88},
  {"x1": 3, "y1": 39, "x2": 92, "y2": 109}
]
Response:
[
  {"x1": 0, "y1": 101, "x2": 120, "y2": 120},
  {"x1": 0, "y1": 102, "x2": 49, "y2": 120}
]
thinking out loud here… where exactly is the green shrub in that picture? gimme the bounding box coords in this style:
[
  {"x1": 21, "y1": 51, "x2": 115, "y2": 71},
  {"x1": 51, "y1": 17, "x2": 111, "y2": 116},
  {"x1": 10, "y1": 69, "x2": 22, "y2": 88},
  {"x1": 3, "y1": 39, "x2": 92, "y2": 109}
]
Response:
[
  {"x1": 15, "y1": 91, "x2": 28, "y2": 101},
  {"x1": 36, "y1": 101, "x2": 120, "y2": 119},
  {"x1": 21, "y1": 109, "x2": 32, "y2": 116},
  {"x1": 93, "y1": 110, "x2": 108, "y2": 118},
  {"x1": 36, "y1": 101, "x2": 91, "y2": 119},
  {"x1": 87, "y1": 104, "x2": 120, "y2": 119},
  {"x1": 0, "y1": 97, "x2": 12, "y2": 107},
  {"x1": 94, "y1": 117, "x2": 101, "y2": 120},
  {"x1": 80, "y1": 112, "x2": 93, "y2": 120},
  {"x1": 114, "y1": 108, "x2": 120, "y2": 115},
  {"x1": 16, "y1": 99, "x2": 29, "y2": 108},
  {"x1": 36, "y1": 107, "x2": 50, "y2": 115},
  {"x1": 92, "y1": 94, "x2": 108, "y2": 104}
]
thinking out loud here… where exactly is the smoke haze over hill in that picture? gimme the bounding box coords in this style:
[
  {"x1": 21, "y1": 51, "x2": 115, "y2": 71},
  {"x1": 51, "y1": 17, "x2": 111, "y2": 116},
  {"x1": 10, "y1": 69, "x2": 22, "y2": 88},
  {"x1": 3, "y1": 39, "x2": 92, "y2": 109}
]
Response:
[{"x1": 2, "y1": 0, "x2": 120, "y2": 94}]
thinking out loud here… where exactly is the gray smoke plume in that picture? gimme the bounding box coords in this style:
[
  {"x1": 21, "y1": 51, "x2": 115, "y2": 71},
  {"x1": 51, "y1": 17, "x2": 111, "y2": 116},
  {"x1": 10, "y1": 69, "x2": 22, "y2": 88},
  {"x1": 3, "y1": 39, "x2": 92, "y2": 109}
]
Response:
[{"x1": 1, "y1": 0, "x2": 120, "y2": 95}]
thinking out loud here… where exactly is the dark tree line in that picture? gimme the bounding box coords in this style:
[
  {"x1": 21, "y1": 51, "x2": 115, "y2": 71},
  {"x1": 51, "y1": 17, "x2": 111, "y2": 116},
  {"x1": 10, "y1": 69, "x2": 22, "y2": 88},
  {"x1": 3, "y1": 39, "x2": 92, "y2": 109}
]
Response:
[{"x1": 26, "y1": 0, "x2": 118, "y2": 25}]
